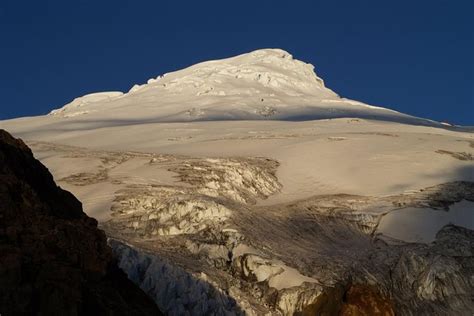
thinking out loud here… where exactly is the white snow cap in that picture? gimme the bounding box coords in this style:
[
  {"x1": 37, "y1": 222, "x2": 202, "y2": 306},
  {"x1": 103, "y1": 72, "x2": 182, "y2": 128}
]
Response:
[
  {"x1": 47, "y1": 48, "x2": 436, "y2": 126},
  {"x1": 48, "y1": 48, "x2": 339, "y2": 118},
  {"x1": 127, "y1": 48, "x2": 331, "y2": 96}
]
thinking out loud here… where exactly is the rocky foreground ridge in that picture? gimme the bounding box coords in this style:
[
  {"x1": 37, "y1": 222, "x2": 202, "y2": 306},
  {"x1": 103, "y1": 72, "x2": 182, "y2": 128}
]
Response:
[{"x1": 0, "y1": 130, "x2": 160, "y2": 315}]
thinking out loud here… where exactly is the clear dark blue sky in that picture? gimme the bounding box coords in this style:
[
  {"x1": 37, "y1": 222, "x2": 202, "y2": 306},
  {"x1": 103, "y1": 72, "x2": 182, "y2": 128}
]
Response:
[{"x1": 1, "y1": 0, "x2": 473, "y2": 124}]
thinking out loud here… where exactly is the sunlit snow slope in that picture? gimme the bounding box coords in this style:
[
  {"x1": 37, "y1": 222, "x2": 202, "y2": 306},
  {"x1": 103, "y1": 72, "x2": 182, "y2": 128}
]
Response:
[
  {"x1": 1, "y1": 48, "x2": 472, "y2": 209},
  {"x1": 47, "y1": 49, "x2": 439, "y2": 125}
]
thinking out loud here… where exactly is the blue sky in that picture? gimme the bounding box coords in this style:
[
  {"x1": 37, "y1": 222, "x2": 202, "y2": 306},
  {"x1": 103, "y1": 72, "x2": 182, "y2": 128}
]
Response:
[{"x1": 1, "y1": 0, "x2": 472, "y2": 125}]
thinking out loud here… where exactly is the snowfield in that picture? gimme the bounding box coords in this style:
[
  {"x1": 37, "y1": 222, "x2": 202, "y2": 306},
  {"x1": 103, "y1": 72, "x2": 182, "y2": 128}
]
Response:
[{"x1": 1, "y1": 48, "x2": 473, "y2": 315}]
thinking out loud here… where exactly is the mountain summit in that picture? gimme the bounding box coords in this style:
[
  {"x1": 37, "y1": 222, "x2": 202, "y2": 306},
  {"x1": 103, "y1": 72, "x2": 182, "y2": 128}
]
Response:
[
  {"x1": 129, "y1": 48, "x2": 333, "y2": 97},
  {"x1": 49, "y1": 49, "x2": 437, "y2": 126},
  {"x1": 1, "y1": 49, "x2": 473, "y2": 315}
]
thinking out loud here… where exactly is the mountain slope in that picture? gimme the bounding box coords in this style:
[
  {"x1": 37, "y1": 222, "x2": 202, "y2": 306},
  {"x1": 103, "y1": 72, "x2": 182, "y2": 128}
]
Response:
[
  {"x1": 0, "y1": 129, "x2": 160, "y2": 315},
  {"x1": 0, "y1": 49, "x2": 473, "y2": 315}
]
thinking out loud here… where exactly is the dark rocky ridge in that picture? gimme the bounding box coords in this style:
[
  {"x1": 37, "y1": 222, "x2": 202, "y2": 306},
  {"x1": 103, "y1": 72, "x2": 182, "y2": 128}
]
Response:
[{"x1": 0, "y1": 130, "x2": 160, "y2": 315}]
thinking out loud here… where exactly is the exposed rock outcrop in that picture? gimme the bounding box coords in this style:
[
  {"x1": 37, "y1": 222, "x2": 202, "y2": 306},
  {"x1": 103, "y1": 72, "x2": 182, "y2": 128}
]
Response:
[
  {"x1": 0, "y1": 130, "x2": 160, "y2": 315},
  {"x1": 340, "y1": 284, "x2": 395, "y2": 316}
]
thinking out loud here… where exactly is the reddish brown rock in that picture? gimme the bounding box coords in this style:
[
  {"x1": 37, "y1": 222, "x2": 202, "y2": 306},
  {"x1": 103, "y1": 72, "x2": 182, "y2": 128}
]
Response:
[{"x1": 340, "y1": 284, "x2": 395, "y2": 316}]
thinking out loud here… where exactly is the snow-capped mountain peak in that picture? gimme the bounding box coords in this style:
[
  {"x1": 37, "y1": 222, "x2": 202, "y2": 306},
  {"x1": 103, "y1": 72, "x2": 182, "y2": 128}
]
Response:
[
  {"x1": 47, "y1": 48, "x2": 438, "y2": 126},
  {"x1": 128, "y1": 48, "x2": 332, "y2": 97}
]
